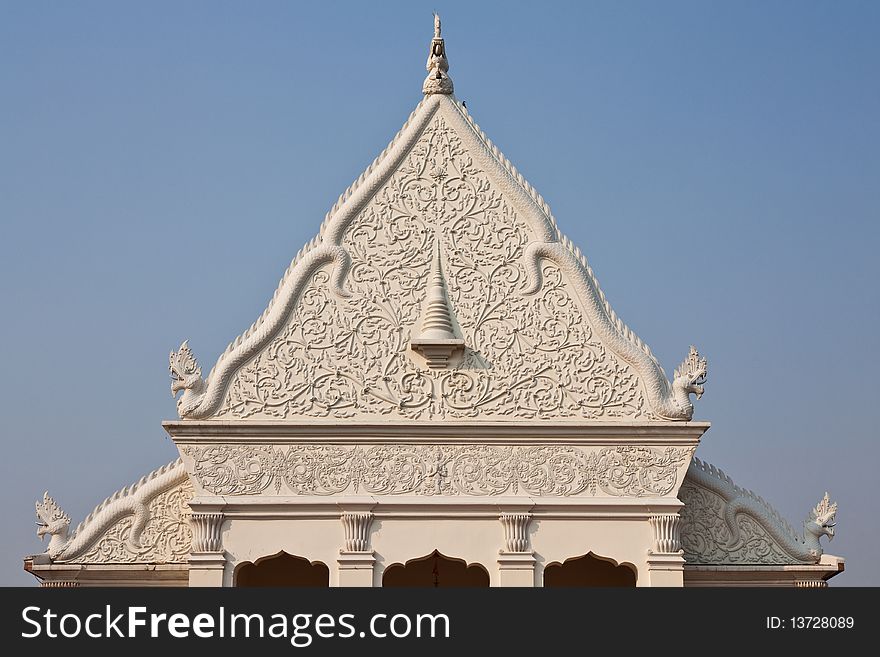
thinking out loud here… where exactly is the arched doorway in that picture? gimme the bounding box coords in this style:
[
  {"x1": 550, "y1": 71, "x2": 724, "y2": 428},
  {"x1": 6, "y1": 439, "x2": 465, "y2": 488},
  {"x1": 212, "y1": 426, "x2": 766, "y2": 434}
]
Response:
[
  {"x1": 235, "y1": 552, "x2": 329, "y2": 587},
  {"x1": 543, "y1": 553, "x2": 637, "y2": 587},
  {"x1": 382, "y1": 550, "x2": 489, "y2": 587}
]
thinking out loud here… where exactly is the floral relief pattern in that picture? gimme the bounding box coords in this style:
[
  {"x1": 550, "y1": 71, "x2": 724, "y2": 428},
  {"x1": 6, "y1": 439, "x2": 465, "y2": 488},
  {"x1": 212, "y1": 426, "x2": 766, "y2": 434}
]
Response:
[
  {"x1": 72, "y1": 480, "x2": 194, "y2": 564},
  {"x1": 678, "y1": 480, "x2": 795, "y2": 565},
  {"x1": 216, "y1": 114, "x2": 649, "y2": 420},
  {"x1": 184, "y1": 444, "x2": 690, "y2": 498}
]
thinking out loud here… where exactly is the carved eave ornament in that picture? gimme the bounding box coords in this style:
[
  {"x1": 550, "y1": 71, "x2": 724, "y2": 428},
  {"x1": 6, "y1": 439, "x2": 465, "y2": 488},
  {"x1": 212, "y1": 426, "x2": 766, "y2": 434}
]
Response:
[
  {"x1": 168, "y1": 17, "x2": 708, "y2": 423},
  {"x1": 30, "y1": 460, "x2": 192, "y2": 565},
  {"x1": 680, "y1": 459, "x2": 841, "y2": 565}
]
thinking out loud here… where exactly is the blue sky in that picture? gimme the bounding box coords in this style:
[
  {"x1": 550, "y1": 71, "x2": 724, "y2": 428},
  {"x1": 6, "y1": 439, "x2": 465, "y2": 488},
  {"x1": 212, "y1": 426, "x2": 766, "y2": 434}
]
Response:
[{"x1": 1, "y1": 1, "x2": 878, "y2": 585}]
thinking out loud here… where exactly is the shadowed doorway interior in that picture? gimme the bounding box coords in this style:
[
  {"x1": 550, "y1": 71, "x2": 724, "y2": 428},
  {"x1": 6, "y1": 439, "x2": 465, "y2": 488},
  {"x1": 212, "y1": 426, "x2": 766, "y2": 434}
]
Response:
[
  {"x1": 543, "y1": 553, "x2": 637, "y2": 587},
  {"x1": 382, "y1": 550, "x2": 489, "y2": 587},
  {"x1": 235, "y1": 552, "x2": 329, "y2": 587}
]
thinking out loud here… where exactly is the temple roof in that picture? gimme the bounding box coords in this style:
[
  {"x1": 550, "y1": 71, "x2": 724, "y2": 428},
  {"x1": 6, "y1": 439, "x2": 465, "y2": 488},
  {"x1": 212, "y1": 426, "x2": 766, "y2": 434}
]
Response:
[{"x1": 168, "y1": 17, "x2": 707, "y2": 423}]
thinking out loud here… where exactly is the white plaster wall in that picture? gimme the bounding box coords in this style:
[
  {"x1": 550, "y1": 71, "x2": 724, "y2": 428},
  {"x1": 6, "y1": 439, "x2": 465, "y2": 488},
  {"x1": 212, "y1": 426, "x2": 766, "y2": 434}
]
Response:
[
  {"x1": 530, "y1": 518, "x2": 652, "y2": 586},
  {"x1": 370, "y1": 517, "x2": 501, "y2": 586},
  {"x1": 222, "y1": 517, "x2": 343, "y2": 586},
  {"x1": 219, "y1": 512, "x2": 655, "y2": 587}
]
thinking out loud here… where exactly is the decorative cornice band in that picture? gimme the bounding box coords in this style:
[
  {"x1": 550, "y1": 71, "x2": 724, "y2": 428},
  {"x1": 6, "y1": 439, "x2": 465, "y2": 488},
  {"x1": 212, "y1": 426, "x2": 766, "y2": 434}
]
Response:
[
  {"x1": 183, "y1": 443, "x2": 693, "y2": 498},
  {"x1": 164, "y1": 420, "x2": 710, "y2": 443}
]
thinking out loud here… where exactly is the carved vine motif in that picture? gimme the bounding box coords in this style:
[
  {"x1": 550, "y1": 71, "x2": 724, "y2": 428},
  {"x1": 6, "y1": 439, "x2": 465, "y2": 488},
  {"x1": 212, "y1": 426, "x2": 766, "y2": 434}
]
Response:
[
  {"x1": 184, "y1": 444, "x2": 689, "y2": 498},
  {"x1": 216, "y1": 115, "x2": 650, "y2": 420},
  {"x1": 72, "y1": 480, "x2": 194, "y2": 565},
  {"x1": 678, "y1": 480, "x2": 794, "y2": 565}
]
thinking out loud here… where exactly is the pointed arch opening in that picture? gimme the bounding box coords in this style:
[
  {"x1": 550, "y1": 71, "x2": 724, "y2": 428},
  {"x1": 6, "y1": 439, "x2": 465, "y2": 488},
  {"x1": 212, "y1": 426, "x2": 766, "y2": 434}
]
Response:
[
  {"x1": 543, "y1": 553, "x2": 637, "y2": 587},
  {"x1": 235, "y1": 552, "x2": 329, "y2": 587},
  {"x1": 382, "y1": 550, "x2": 489, "y2": 588}
]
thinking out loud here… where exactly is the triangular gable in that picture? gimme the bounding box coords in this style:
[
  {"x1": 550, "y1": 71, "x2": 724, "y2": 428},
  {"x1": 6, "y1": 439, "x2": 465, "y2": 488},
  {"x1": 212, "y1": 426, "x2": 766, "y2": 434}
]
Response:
[
  {"x1": 169, "y1": 94, "x2": 705, "y2": 422},
  {"x1": 169, "y1": 20, "x2": 707, "y2": 423}
]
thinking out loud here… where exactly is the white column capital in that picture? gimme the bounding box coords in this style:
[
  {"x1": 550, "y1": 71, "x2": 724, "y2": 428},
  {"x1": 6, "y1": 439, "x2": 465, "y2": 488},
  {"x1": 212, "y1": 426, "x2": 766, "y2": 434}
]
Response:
[
  {"x1": 499, "y1": 513, "x2": 532, "y2": 554},
  {"x1": 189, "y1": 512, "x2": 224, "y2": 553},
  {"x1": 341, "y1": 512, "x2": 374, "y2": 553},
  {"x1": 648, "y1": 513, "x2": 682, "y2": 555},
  {"x1": 338, "y1": 512, "x2": 375, "y2": 586}
]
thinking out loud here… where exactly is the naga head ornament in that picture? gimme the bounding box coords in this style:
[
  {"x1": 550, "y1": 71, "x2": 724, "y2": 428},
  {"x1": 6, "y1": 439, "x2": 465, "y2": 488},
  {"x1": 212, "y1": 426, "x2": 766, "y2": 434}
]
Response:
[
  {"x1": 807, "y1": 492, "x2": 838, "y2": 542},
  {"x1": 674, "y1": 345, "x2": 708, "y2": 401}
]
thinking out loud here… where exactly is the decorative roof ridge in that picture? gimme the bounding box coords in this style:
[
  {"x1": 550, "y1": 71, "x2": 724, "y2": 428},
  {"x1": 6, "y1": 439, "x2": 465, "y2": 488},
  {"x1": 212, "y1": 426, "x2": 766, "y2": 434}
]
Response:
[
  {"x1": 34, "y1": 459, "x2": 188, "y2": 562},
  {"x1": 688, "y1": 457, "x2": 799, "y2": 540},
  {"x1": 450, "y1": 97, "x2": 661, "y2": 367},
  {"x1": 69, "y1": 459, "x2": 185, "y2": 538},
  {"x1": 685, "y1": 457, "x2": 838, "y2": 563},
  {"x1": 203, "y1": 14, "x2": 457, "y2": 373},
  {"x1": 204, "y1": 96, "x2": 433, "y2": 383}
]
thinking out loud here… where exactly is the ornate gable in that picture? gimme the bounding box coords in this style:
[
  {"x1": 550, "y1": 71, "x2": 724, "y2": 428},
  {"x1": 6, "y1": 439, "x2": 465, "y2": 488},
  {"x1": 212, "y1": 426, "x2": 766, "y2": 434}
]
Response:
[{"x1": 169, "y1": 22, "x2": 706, "y2": 423}]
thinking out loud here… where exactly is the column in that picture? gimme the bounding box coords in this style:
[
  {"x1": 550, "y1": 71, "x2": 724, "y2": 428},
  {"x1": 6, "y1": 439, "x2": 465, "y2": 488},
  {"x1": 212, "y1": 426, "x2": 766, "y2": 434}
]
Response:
[
  {"x1": 188, "y1": 511, "x2": 226, "y2": 587},
  {"x1": 337, "y1": 512, "x2": 375, "y2": 587},
  {"x1": 497, "y1": 513, "x2": 535, "y2": 587},
  {"x1": 646, "y1": 514, "x2": 684, "y2": 587}
]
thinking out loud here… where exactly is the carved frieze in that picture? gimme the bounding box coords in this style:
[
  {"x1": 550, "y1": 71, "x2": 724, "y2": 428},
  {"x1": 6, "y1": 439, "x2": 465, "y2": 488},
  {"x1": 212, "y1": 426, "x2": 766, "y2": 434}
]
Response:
[{"x1": 184, "y1": 444, "x2": 690, "y2": 498}]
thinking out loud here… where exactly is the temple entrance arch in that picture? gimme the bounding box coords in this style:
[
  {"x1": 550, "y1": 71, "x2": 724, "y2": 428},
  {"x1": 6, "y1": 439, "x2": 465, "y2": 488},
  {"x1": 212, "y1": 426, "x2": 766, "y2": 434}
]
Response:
[
  {"x1": 235, "y1": 552, "x2": 329, "y2": 587},
  {"x1": 382, "y1": 550, "x2": 489, "y2": 588},
  {"x1": 543, "y1": 553, "x2": 637, "y2": 587}
]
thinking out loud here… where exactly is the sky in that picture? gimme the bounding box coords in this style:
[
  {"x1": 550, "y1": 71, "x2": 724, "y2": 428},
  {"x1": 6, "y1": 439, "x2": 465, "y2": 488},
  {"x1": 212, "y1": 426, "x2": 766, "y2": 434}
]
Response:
[{"x1": 1, "y1": 1, "x2": 878, "y2": 586}]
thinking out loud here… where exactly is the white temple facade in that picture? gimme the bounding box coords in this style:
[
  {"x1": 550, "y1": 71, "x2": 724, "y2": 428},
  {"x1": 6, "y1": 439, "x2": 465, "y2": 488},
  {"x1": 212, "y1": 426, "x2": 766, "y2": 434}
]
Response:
[{"x1": 25, "y1": 18, "x2": 843, "y2": 588}]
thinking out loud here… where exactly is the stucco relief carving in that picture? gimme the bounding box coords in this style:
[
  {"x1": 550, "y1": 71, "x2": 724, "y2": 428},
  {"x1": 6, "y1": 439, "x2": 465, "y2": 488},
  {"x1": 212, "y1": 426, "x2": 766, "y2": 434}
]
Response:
[
  {"x1": 184, "y1": 444, "x2": 690, "y2": 498},
  {"x1": 679, "y1": 459, "x2": 838, "y2": 565},
  {"x1": 74, "y1": 479, "x2": 194, "y2": 564},
  {"x1": 34, "y1": 459, "x2": 192, "y2": 563},
  {"x1": 215, "y1": 116, "x2": 650, "y2": 421},
  {"x1": 679, "y1": 481, "x2": 792, "y2": 564}
]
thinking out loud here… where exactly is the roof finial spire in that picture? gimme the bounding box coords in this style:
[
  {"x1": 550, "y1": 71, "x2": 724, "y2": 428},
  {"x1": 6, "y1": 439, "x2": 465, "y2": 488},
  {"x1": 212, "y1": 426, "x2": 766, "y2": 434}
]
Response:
[{"x1": 423, "y1": 13, "x2": 453, "y2": 95}]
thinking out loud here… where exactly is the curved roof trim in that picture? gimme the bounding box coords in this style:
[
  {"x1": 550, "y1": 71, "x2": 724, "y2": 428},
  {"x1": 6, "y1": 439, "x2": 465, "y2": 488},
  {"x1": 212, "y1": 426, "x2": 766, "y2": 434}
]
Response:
[{"x1": 55, "y1": 460, "x2": 188, "y2": 562}]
